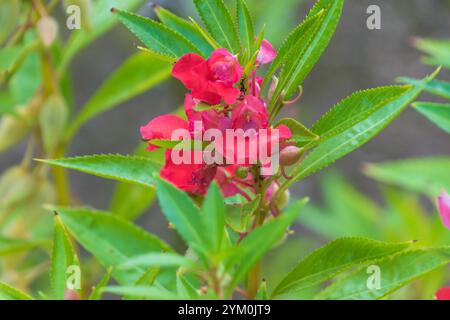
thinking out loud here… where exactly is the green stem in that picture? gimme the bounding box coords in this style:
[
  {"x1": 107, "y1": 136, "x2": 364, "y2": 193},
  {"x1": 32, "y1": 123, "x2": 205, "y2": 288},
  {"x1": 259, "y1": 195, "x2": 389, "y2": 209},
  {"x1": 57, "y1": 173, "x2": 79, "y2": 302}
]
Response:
[
  {"x1": 246, "y1": 168, "x2": 269, "y2": 299},
  {"x1": 52, "y1": 145, "x2": 70, "y2": 206}
]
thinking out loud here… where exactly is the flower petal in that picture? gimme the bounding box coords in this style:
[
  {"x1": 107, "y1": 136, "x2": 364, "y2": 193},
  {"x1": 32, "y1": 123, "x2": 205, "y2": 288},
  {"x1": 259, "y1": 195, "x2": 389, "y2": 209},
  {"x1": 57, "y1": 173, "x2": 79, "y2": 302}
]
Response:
[
  {"x1": 140, "y1": 115, "x2": 189, "y2": 151},
  {"x1": 438, "y1": 191, "x2": 450, "y2": 229}
]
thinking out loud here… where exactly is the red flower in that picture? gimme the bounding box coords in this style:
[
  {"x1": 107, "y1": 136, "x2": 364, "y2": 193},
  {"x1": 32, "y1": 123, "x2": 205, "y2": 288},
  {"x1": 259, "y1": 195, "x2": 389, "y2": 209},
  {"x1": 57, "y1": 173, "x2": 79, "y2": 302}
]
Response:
[
  {"x1": 231, "y1": 95, "x2": 269, "y2": 131},
  {"x1": 436, "y1": 287, "x2": 450, "y2": 300},
  {"x1": 160, "y1": 150, "x2": 217, "y2": 196},
  {"x1": 257, "y1": 39, "x2": 277, "y2": 65},
  {"x1": 215, "y1": 166, "x2": 251, "y2": 199},
  {"x1": 184, "y1": 94, "x2": 231, "y2": 133},
  {"x1": 172, "y1": 49, "x2": 243, "y2": 105},
  {"x1": 140, "y1": 115, "x2": 189, "y2": 151}
]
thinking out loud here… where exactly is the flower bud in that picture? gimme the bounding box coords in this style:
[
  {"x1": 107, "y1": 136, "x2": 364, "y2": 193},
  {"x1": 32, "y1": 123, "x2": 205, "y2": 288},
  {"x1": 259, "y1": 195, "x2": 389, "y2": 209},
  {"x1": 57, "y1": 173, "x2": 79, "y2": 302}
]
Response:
[
  {"x1": 268, "y1": 77, "x2": 278, "y2": 103},
  {"x1": 280, "y1": 146, "x2": 303, "y2": 166},
  {"x1": 236, "y1": 166, "x2": 249, "y2": 179},
  {"x1": 438, "y1": 191, "x2": 450, "y2": 229},
  {"x1": 39, "y1": 95, "x2": 68, "y2": 153},
  {"x1": 0, "y1": 166, "x2": 35, "y2": 209},
  {"x1": 265, "y1": 182, "x2": 290, "y2": 210},
  {"x1": 278, "y1": 189, "x2": 290, "y2": 211},
  {"x1": 37, "y1": 16, "x2": 59, "y2": 47},
  {"x1": 0, "y1": 102, "x2": 40, "y2": 154},
  {"x1": 64, "y1": 289, "x2": 80, "y2": 300}
]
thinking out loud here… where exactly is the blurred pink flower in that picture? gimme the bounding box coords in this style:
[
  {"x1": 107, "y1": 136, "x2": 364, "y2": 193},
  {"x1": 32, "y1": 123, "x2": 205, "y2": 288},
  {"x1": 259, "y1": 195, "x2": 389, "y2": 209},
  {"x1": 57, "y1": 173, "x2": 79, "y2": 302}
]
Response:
[
  {"x1": 438, "y1": 191, "x2": 450, "y2": 229},
  {"x1": 436, "y1": 287, "x2": 450, "y2": 300}
]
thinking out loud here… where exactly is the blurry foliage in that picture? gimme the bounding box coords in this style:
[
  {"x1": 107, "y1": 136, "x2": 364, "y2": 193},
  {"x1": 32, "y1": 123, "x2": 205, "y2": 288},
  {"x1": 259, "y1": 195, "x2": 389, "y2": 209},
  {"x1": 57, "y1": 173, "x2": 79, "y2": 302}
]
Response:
[
  {"x1": 399, "y1": 38, "x2": 450, "y2": 133},
  {"x1": 0, "y1": 0, "x2": 448, "y2": 301},
  {"x1": 0, "y1": 0, "x2": 170, "y2": 297}
]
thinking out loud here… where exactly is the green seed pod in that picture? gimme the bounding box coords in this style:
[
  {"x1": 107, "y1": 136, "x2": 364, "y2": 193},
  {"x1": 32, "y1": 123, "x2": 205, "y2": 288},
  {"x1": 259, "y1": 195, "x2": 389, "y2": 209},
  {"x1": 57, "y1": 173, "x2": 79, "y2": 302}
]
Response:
[
  {"x1": 0, "y1": 166, "x2": 36, "y2": 210},
  {"x1": 39, "y1": 95, "x2": 68, "y2": 153},
  {"x1": 280, "y1": 146, "x2": 303, "y2": 166},
  {"x1": 0, "y1": 103, "x2": 39, "y2": 153},
  {"x1": 277, "y1": 189, "x2": 290, "y2": 211},
  {"x1": 236, "y1": 166, "x2": 249, "y2": 179}
]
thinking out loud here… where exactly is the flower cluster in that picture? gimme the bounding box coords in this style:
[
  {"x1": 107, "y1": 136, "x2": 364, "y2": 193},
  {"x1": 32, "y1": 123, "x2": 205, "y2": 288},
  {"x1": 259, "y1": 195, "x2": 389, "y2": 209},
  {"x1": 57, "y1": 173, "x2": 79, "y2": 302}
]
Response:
[{"x1": 140, "y1": 41, "x2": 298, "y2": 200}]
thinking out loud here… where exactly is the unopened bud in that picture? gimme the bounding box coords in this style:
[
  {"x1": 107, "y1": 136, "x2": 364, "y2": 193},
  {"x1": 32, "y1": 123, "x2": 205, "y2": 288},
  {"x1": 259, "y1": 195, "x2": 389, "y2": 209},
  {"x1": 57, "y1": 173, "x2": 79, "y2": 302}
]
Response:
[
  {"x1": 64, "y1": 289, "x2": 80, "y2": 300},
  {"x1": 0, "y1": 102, "x2": 40, "y2": 154},
  {"x1": 0, "y1": 166, "x2": 35, "y2": 208},
  {"x1": 37, "y1": 16, "x2": 59, "y2": 47},
  {"x1": 278, "y1": 189, "x2": 290, "y2": 210},
  {"x1": 39, "y1": 95, "x2": 68, "y2": 153},
  {"x1": 236, "y1": 166, "x2": 249, "y2": 179},
  {"x1": 280, "y1": 146, "x2": 303, "y2": 166},
  {"x1": 268, "y1": 76, "x2": 278, "y2": 102}
]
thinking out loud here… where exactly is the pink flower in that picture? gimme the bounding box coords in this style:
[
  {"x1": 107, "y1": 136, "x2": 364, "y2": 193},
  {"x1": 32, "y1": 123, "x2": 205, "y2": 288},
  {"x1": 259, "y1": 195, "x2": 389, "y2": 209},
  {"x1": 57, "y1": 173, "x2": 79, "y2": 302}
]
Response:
[
  {"x1": 208, "y1": 49, "x2": 243, "y2": 85},
  {"x1": 256, "y1": 39, "x2": 277, "y2": 65},
  {"x1": 160, "y1": 150, "x2": 217, "y2": 196},
  {"x1": 140, "y1": 115, "x2": 189, "y2": 151},
  {"x1": 232, "y1": 95, "x2": 269, "y2": 131},
  {"x1": 438, "y1": 191, "x2": 450, "y2": 229},
  {"x1": 436, "y1": 287, "x2": 450, "y2": 300},
  {"x1": 172, "y1": 49, "x2": 243, "y2": 105}
]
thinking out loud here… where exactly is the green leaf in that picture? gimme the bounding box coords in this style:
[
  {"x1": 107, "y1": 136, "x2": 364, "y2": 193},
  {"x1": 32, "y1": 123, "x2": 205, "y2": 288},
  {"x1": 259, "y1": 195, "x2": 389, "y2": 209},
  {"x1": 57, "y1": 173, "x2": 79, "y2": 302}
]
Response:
[
  {"x1": 0, "y1": 0, "x2": 20, "y2": 46},
  {"x1": 9, "y1": 49, "x2": 41, "y2": 105},
  {"x1": 316, "y1": 247, "x2": 450, "y2": 300},
  {"x1": 0, "y1": 281, "x2": 33, "y2": 300},
  {"x1": 109, "y1": 144, "x2": 163, "y2": 221},
  {"x1": 310, "y1": 86, "x2": 410, "y2": 146},
  {"x1": 272, "y1": 237, "x2": 413, "y2": 297},
  {"x1": 236, "y1": 0, "x2": 254, "y2": 57},
  {"x1": 103, "y1": 286, "x2": 179, "y2": 300},
  {"x1": 276, "y1": 118, "x2": 319, "y2": 144},
  {"x1": 413, "y1": 102, "x2": 450, "y2": 133},
  {"x1": 270, "y1": 0, "x2": 344, "y2": 102},
  {"x1": 155, "y1": 178, "x2": 209, "y2": 260},
  {"x1": 54, "y1": 207, "x2": 171, "y2": 285},
  {"x1": 154, "y1": 5, "x2": 214, "y2": 57},
  {"x1": 201, "y1": 183, "x2": 226, "y2": 254},
  {"x1": 246, "y1": 0, "x2": 304, "y2": 47},
  {"x1": 65, "y1": 52, "x2": 171, "y2": 140},
  {"x1": 284, "y1": 70, "x2": 439, "y2": 188},
  {"x1": 118, "y1": 253, "x2": 196, "y2": 270},
  {"x1": 415, "y1": 38, "x2": 450, "y2": 68},
  {"x1": 110, "y1": 183, "x2": 155, "y2": 221},
  {"x1": 38, "y1": 154, "x2": 162, "y2": 188},
  {"x1": 60, "y1": 0, "x2": 144, "y2": 73},
  {"x1": 364, "y1": 157, "x2": 450, "y2": 197},
  {"x1": 177, "y1": 275, "x2": 199, "y2": 300},
  {"x1": 0, "y1": 237, "x2": 49, "y2": 256},
  {"x1": 298, "y1": 172, "x2": 383, "y2": 240},
  {"x1": 262, "y1": 9, "x2": 323, "y2": 93},
  {"x1": 89, "y1": 268, "x2": 112, "y2": 300},
  {"x1": 193, "y1": 0, "x2": 241, "y2": 53},
  {"x1": 227, "y1": 198, "x2": 308, "y2": 292},
  {"x1": 51, "y1": 214, "x2": 79, "y2": 300},
  {"x1": 113, "y1": 8, "x2": 201, "y2": 58},
  {"x1": 398, "y1": 77, "x2": 450, "y2": 100}
]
